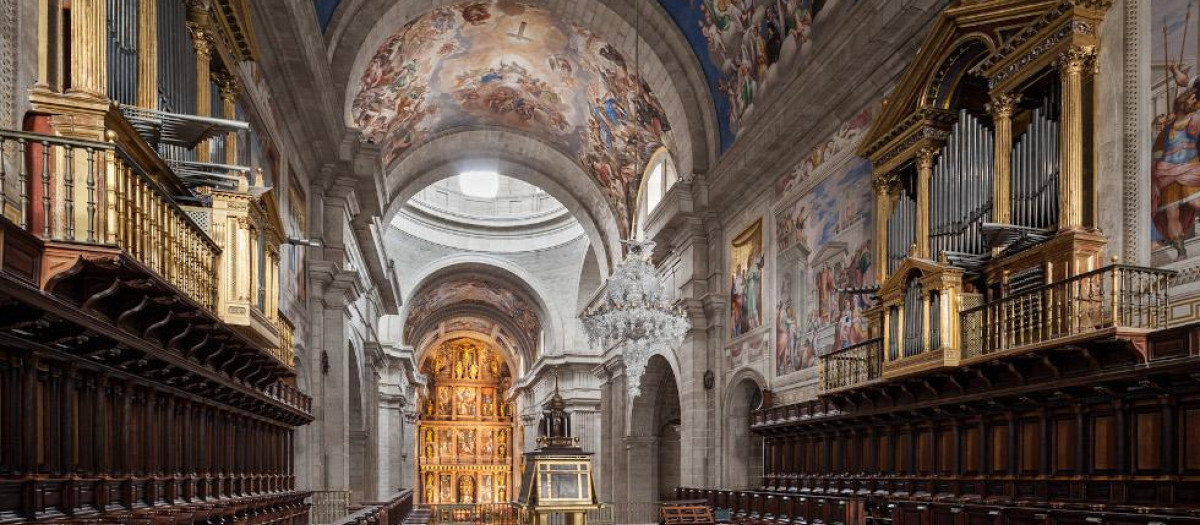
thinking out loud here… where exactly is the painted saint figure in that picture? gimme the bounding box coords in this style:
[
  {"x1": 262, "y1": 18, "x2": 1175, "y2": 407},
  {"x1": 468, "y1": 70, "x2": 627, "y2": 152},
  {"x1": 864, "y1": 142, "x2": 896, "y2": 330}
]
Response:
[{"x1": 1153, "y1": 63, "x2": 1200, "y2": 260}]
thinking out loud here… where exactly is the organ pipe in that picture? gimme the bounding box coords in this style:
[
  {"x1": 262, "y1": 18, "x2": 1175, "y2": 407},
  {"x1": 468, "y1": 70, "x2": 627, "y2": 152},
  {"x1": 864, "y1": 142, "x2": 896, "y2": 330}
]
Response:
[
  {"x1": 931, "y1": 109, "x2": 994, "y2": 259},
  {"x1": 1010, "y1": 86, "x2": 1061, "y2": 231},
  {"x1": 106, "y1": 0, "x2": 139, "y2": 105},
  {"x1": 887, "y1": 186, "x2": 916, "y2": 275},
  {"x1": 157, "y1": 0, "x2": 197, "y2": 162},
  {"x1": 902, "y1": 277, "x2": 923, "y2": 358}
]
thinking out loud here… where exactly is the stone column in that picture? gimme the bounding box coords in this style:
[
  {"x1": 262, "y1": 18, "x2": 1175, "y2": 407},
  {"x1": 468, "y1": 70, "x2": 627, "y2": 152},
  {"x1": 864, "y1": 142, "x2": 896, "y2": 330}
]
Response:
[
  {"x1": 624, "y1": 435, "x2": 659, "y2": 523},
  {"x1": 301, "y1": 181, "x2": 365, "y2": 497}
]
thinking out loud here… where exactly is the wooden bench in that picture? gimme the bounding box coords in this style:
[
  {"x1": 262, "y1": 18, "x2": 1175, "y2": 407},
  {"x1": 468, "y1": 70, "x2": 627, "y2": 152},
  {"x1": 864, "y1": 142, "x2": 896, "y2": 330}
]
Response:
[{"x1": 662, "y1": 505, "x2": 716, "y2": 525}]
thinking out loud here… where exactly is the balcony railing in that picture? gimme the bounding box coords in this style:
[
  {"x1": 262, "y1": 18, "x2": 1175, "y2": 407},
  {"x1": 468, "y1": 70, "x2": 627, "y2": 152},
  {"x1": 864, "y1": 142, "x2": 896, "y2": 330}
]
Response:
[
  {"x1": 960, "y1": 264, "x2": 1172, "y2": 362},
  {"x1": 275, "y1": 315, "x2": 296, "y2": 367},
  {"x1": 813, "y1": 265, "x2": 1173, "y2": 394},
  {"x1": 0, "y1": 129, "x2": 220, "y2": 310},
  {"x1": 818, "y1": 338, "x2": 882, "y2": 393},
  {"x1": 265, "y1": 380, "x2": 313, "y2": 414}
]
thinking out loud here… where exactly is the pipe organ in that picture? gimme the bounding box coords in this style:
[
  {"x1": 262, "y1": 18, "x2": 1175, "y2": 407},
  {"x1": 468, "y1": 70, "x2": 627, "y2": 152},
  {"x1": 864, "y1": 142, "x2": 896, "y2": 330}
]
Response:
[
  {"x1": 930, "y1": 108, "x2": 993, "y2": 264},
  {"x1": 885, "y1": 185, "x2": 916, "y2": 275},
  {"x1": 0, "y1": 1, "x2": 309, "y2": 522},
  {"x1": 1009, "y1": 86, "x2": 1061, "y2": 233},
  {"x1": 847, "y1": 0, "x2": 1116, "y2": 380},
  {"x1": 106, "y1": 0, "x2": 140, "y2": 105}
]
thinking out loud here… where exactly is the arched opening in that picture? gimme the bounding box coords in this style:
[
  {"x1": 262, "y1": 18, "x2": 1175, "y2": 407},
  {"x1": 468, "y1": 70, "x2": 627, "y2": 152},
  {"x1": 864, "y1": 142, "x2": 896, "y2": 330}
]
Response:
[
  {"x1": 724, "y1": 377, "x2": 764, "y2": 489},
  {"x1": 634, "y1": 148, "x2": 680, "y2": 239},
  {"x1": 416, "y1": 337, "x2": 515, "y2": 506},
  {"x1": 627, "y1": 354, "x2": 682, "y2": 516}
]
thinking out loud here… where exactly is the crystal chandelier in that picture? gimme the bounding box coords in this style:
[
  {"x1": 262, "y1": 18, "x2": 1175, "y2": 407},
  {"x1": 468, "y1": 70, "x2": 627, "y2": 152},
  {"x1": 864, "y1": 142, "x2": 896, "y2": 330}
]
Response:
[{"x1": 581, "y1": 240, "x2": 689, "y2": 398}]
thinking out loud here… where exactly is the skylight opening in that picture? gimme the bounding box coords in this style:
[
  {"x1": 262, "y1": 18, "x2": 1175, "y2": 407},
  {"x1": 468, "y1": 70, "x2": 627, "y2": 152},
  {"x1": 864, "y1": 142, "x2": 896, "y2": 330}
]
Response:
[{"x1": 458, "y1": 171, "x2": 500, "y2": 198}]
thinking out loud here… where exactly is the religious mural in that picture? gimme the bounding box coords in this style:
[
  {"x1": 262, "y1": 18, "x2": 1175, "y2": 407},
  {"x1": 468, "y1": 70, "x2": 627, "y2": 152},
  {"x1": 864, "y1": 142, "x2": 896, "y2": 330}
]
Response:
[
  {"x1": 1153, "y1": 0, "x2": 1200, "y2": 264},
  {"x1": 351, "y1": 0, "x2": 673, "y2": 236},
  {"x1": 773, "y1": 156, "x2": 873, "y2": 378},
  {"x1": 657, "y1": 0, "x2": 823, "y2": 148},
  {"x1": 730, "y1": 219, "x2": 765, "y2": 338},
  {"x1": 283, "y1": 176, "x2": 307, "y2": 302},
  {"x1": 405, "y1": 277, "x2": 540, "y2": 348},
  {"x1": 418, "y1": 338, "x2": 513, "y2": 504}
]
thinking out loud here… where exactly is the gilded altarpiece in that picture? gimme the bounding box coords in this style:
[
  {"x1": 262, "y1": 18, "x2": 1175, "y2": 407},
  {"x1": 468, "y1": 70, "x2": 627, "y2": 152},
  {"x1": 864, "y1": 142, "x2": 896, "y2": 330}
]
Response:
[{"x1": 418, "y1": 338, "x2": 514, "y2": 505}]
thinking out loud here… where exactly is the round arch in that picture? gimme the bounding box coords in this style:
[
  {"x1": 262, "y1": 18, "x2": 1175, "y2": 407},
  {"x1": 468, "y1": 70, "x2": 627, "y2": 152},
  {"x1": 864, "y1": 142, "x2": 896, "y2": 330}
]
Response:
[
  {"x1": 400, "y1": 256, "x2": 566, "y2": 361},
  {"x1": 382, "y1": 129, "x2": 620, "y2": 276},
  {"x1": 723, "y1": 368, "x2": 766, "y2": 489},
  {"x1": 324, "y1": 0, "x2": 718, "y2": 178},
  {"x1": 627, "y1": 353, "x2": 683, "y2": 502}
]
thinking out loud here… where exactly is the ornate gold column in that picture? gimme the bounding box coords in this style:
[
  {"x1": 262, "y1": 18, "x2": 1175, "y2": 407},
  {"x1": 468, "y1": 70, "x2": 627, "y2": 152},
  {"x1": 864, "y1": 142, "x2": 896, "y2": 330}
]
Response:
[
  {"x1": 67, "y1": 0, "x2": 106, "y2": 96},
  {"x1": 988, "y1": 94, "x2": 1019, "y2": 226},
  {"x1": 915, "y1": 148, "x2": 935, "y2": 260},
  {"x1": 137, "y1": 0, "x2": 159, "y2": 109},
  {"x1": 873, "y1": 178, "x2": 891, "y2": 283},
  {"x1": 1056, "y1": 47, "x2": 1096, "y2": 231},
  {"x1": 187, "y1": 2, "x2": 213, "y2": 162},
  {"x1": 218, "y1": 74, "x2": 241, "y2": 165}
]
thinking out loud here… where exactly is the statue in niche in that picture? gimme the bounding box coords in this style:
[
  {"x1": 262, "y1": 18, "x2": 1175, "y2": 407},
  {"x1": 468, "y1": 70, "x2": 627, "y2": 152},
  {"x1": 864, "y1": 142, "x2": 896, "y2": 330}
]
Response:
[
  {"x1": 437, "y1": 387, "x2": 452, "y2": 416},
  {"x1": 424, "y1": 472, "x2": 436, "y2": 503},
  {"x1": 495, "y1": 476, "x2": 506, "y2": 502},
  {"x1": 458, "y1": 475, "x2": 476, "y2": 504},
  {"x1": 424, "y1": 429, "x2": 436, "y2": 458}
]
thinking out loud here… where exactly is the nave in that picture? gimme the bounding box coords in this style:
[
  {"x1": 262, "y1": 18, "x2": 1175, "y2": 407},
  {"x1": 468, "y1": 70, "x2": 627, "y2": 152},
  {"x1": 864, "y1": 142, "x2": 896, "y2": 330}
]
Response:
[{"x1": 1, "y1": 1, "x2": 1199, "y2": 525}]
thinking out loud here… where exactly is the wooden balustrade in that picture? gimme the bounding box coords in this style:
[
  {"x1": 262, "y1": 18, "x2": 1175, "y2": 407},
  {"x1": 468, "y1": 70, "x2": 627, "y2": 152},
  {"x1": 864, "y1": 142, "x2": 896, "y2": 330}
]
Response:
[
  {"x1": 960, "y1": 264, "x2": 1173, "y2": 362},
  {"x1": 813, "y1": 265, "x2": 1173, "y2": 394},
  {"x1": 818, "y1": 338, "x2": 882, "y2": 393},
  {"x1": 0, "y1": 129, "x2": 220, "y2": 311}
]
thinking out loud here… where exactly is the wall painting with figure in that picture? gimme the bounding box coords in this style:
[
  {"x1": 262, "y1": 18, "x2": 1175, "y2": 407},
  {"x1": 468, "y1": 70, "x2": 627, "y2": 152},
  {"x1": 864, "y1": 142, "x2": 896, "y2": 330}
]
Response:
[
  {"x1": 773, "y1": 155, "x2": 874, "y2": 379},
  {"x1": 730, "y1": 219, "x2": 765, "y2": 339},
  {"x1": 1153, "y1": 0, "x2": 1200, "y2": 265}
]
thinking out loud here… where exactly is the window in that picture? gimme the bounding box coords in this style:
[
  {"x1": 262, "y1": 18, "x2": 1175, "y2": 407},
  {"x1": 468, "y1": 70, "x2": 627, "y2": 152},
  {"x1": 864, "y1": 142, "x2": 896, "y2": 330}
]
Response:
[
  {"x1": 636, "y1": 150, "x2": 678, "y2": 237},
  {"x1": 458, "y1": 171, "x2": 500, "y2": 198}
]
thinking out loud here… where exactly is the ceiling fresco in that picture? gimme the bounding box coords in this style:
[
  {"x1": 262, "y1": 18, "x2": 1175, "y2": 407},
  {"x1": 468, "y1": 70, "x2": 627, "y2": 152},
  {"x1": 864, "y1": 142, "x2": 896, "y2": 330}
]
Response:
[
  {"x1": 350, "y1": 0, "x2": 673, "y2": 235},
  {"x1": 656, "y1": 0, "x2": 823, "y2": 150},
  {"x1": 404, "y1": 276, "x2": 541, "y2": 349}
]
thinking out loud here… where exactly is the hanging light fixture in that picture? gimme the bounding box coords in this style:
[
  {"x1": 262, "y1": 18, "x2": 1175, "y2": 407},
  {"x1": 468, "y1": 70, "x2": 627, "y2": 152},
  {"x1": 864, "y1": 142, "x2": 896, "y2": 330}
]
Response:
[{"x1": 580, "y1": 0, "x2": 689, "y2": 399}]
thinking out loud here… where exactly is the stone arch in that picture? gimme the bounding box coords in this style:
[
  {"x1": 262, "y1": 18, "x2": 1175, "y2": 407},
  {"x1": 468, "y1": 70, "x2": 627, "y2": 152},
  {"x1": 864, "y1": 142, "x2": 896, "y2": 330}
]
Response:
[
  {"x1": 627, "y1": 353, "x2": 682, "y2": 507},
  {"x1": 723, "y1": 369, "x2": 766, "y2": 489},
  {"x1": 401, "y1": 255, "x2": 564, "y2": 362},
  {"x1": 382, "y1": 129, "x2": 620, "y2": 276},
  {"x1": 325, "y1": 0, "x2": 717, "y2": 178}
]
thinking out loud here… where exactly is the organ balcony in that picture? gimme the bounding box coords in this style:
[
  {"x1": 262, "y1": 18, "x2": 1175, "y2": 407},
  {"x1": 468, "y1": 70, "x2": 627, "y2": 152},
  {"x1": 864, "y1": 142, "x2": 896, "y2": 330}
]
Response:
[
  {"x1": 0, "y1": 0, "x2": 305, "y2": 424},
  {"x1": 816, "y1": 0, "x2": 1174, "y2": 396}
]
